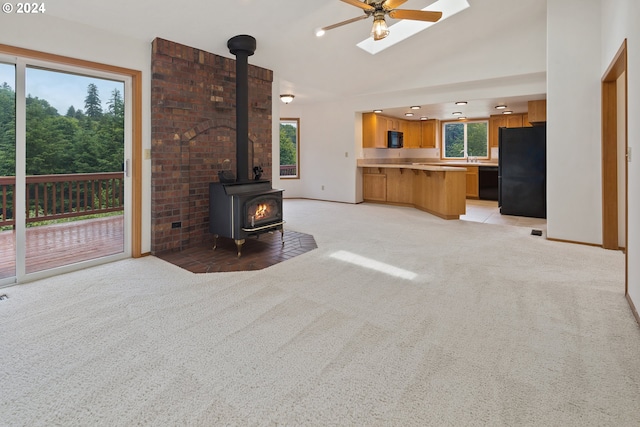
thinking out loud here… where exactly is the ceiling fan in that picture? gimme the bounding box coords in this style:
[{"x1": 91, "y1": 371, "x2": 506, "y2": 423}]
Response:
[{"x1": 317, "y1": 0, "x2": 443, "y2": 41}]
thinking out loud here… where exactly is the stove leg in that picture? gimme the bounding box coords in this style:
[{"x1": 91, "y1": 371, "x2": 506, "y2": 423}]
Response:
[
  {"x1": 280, "y1": 227, "x2": 284, "y2": 246},
  {"x1": 235, "y1": 239, "x2": 245, "y2": 258},
  {"x1": 213, "y1": 234, "x2": 219, "y2": 250}
]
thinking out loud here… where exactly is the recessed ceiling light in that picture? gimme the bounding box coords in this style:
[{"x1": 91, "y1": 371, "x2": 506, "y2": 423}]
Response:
[
  {"x1": 373, "y1": 109, "x2": 383, "y2": 113},
  {"x1": 405, "y1": 112, "x2": 414, "y2": 117},
  {"x1": 420, "y1": 116, "x2": 428, "y2": 120},
  {"x1": 457, "y1": 116, "x2": 467, "y2": 120},
  {"x1": 410, "y1": 106, "x2": 421, "y2": 110},
  {"x1": 452, "y1": 111, "x2": 463, "y2": 116},
  {"x1": 495, "y1": 105, "x2": 507, "y2": 110},
  {"x1": 455, "y1": 101, "x2": 467, "y2": 105},
  {"x1": 503, "y1": 111, "x2": 513, "y2": 115}
]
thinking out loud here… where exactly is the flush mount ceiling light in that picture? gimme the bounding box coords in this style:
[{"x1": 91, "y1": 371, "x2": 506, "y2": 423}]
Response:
[
  {"x1": 452, "y1": 111, "x2": 463, "y2": 116},
  {"x1": 357, "y1": 0, "x2": 470, "y2": 55},
  {"x1": 280, "y1": 94, "x2": 295, "y2": 104},
  {"x1": 502, "y1": 110, "x2": 513, "y2": 115},
  {"x1": 405, "y1": 112, "x2": 414, "y2": 117},
  {"x1": 455, "y1": 101, "x2": 467, "y2": 105},
  {"x1": 457, "y1": 116, "x2": 467, "y2": 120},
  {"x1": 420, "y1": 116, "x2": 428, "y2": 120},
  {"x1": 373, "y1": 109, "x2": 383, "y2": 113},
  {"x1": 410, "y1": 106, "x2": 421, "y2": 110},
  {"x1": 495, "y1": 105, "x2": 507, "y2": 110}
]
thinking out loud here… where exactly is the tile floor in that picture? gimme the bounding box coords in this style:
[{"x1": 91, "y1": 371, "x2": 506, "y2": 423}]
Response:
[
  {"x1": 460, "y1": 199, "x2": 547, "y2": 234},
  {"x1": 155, "y1": 229, "x2": 317, "y2": 274}
]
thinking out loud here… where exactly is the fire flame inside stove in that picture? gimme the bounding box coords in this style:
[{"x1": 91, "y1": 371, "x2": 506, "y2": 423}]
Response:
[{"x1": 255, "y1": 203, "x2": 269, "y2": 220}]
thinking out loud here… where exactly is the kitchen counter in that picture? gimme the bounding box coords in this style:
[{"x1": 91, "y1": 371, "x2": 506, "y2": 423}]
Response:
[
  {"x1": 361, "y1": 162, "x2": 469, "y2": 172},
  {"x1": 360, "y1": 163, "x2": 467, "y2": 219}
]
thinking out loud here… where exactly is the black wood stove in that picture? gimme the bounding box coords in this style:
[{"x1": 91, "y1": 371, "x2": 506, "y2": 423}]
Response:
[{"x1": 209, "y1": 35, "x2": 284, "y2": 257}]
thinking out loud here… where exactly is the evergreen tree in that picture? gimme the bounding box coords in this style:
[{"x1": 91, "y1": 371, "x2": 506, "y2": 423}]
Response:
[
  {"x1": 107, "y1": 88, "x2": 124, "y2": 118},
  {"x1": 84, "y1": 83, "x2": 102, "y2": 118},
  {"x1": 66, "y1": 105, "x2": 76, "y2": 117}
]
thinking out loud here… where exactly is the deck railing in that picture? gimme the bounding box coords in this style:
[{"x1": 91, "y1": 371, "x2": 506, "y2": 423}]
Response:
[
  {"x1": 279, "y1": 165, "x2": 297, "y2": 177},
  {"x1": 0, "y1": 172, "x2": 124, "y2": 228}
]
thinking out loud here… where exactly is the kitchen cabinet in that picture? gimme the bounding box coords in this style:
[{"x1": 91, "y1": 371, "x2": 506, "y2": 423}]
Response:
[
  {"x1": 527, "y1": 100, "x2": 546, "y2": 124},
  {"x1": 404, "y1": 121, "x2": 422, "y2": 148},
  {"x1": 421, "y1": 119, "x2": 439, "y2": 148},
  {"x1": 522, "y1": 113, "x2": 532, "y2": 127},
  {"x1": 363, "y1": 170, "x2": 386, "y2": 201},
  {"x1": 489, "y1": 113, "x2": 527, "y2": 147},
  {"x1": 385, "y1": 168, "x2": 413, "y2": 203},
  {"x1": 465, "y1": 166, "x2": 479, "y2": 199},
  {"x1": 362, "y1": 112, "x2": 388, "y2": 148}
]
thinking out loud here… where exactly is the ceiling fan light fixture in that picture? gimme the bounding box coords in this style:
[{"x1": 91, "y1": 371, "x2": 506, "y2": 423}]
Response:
[
  {"x1": 280, "y1": 94, "x2": 295, "y2": 104},
  {"x1": 371, "y1": 17, "x2": 390, "y2": 41},
  {"x1": 315, "y1": 28, "x2": 326, "y2": 37}
]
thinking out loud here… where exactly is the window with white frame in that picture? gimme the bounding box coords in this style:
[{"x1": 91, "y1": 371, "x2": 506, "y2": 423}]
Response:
[{"x1": 442, "y1": 120, "x2": 488, "y2": 159}]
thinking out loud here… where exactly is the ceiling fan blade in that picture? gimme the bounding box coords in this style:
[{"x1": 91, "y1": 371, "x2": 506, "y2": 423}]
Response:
[
  {"x1": 340, "y1": 0, "x2": 375, "y2": 12},
  {"x1": 388, "y1": 9, "x2": 443, "y2": 22},
  {"x1": 320, "y1": 14, "x2": 370, "y2": 32},
  {"x1": 383, "y1": 0, "x2": 408, "y2": 10}
]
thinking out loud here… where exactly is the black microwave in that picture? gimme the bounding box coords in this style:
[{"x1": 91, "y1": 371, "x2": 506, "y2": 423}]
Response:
[{"x1": 387, "y1": 130, "x2": 403, "y2": 148}]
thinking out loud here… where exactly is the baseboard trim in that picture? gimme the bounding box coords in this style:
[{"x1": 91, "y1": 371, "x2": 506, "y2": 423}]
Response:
[
  {"x1": 547, "y1": 237, "x2": 606, "y2": 248},
  {"x1": 626, "y1": 293, "x2": 640, "y2": 327}
]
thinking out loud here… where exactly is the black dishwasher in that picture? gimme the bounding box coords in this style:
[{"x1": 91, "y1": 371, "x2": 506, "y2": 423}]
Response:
[{"x1": 479, "y1": 166, "x2": 499, "y2": 201}]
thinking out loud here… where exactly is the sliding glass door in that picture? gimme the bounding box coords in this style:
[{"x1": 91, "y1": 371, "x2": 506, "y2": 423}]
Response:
[
  {"x1": 0, "y1": 62, "x2": 16, "y2": 285},
  {"x1": 0, "y1": 58, "x2": 131, "y2": 285}
]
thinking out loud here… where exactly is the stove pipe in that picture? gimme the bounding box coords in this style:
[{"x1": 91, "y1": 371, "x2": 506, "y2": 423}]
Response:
[{"x1": 227, "y1": 35, "x2": 256, "y2": 183}]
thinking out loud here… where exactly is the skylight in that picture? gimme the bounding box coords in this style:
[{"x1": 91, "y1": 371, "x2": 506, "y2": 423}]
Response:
[{"x1": 357, "y1": 0, "x2": 471, "y2": 55}]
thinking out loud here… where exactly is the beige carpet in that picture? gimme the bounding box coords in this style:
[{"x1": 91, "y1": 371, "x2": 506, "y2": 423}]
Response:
[{"x1": 1, "y1": 199, "x2": 639, "y2": 426}]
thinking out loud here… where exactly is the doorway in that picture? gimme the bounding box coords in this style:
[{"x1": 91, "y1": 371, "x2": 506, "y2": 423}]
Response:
[
  {"x1": 601, "y1": 39, "x2": 627, "y2": 291},
  {"x1": 0, "y1": 46, "x2": 142, "y2": 286}
]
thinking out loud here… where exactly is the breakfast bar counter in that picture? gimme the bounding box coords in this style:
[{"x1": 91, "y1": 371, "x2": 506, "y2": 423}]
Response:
[{"x1": 359, "y1": 161, "x2": 468, "y2": 219}]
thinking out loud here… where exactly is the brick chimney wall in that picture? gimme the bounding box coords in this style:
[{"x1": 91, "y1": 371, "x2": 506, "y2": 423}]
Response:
[{"x1": 151, "y1": 38, "x2": 273, "y2": 253}]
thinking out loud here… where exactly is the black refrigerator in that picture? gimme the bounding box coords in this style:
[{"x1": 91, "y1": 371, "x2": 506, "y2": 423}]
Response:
[{"x1": 498, "y1": 125, "x2": 546, "y2": 218}]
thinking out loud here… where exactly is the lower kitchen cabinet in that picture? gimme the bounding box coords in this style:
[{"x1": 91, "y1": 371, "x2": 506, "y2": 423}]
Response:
[{"x1": 363, "y1": 172, "x2": 386, "y2": 201}]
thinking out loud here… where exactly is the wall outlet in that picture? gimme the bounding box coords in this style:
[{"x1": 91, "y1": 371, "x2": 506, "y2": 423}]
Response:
[{"x1": 144, "y1": 148, "x2": 151, "y2": 160}]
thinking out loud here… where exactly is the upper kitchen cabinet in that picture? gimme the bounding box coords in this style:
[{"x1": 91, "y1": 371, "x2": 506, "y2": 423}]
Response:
[
  {"x1": 362, "y1": 112, "x2": 388, "y2": 148},
  {"x1": 404, "y1": 120, "x2": 422, "y2": 148},
  {"x1": 489, "y1": 113, "x2": 527, "y2": 147},
  {"x1": 421, "y1": 119, "x2": 439, "y2": 148},
  {"x1": 527, "y1": 100, "x2": 547, "y2": 124}
]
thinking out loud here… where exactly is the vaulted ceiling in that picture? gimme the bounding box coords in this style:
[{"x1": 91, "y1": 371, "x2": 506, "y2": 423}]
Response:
[{"x1": 44, "y1": 0, "x2": 548, "y2": 119}]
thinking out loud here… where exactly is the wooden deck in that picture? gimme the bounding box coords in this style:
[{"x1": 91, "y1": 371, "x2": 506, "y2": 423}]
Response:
[{"x1": 0, "y1": 215, "x2": 124, "y2": 279}]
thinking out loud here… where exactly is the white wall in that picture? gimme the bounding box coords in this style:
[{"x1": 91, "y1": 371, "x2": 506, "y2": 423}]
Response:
[
  {"x1": 1, "y1": 14, "x2": 152, "y2": 254},
  {"x1": 601, "y1": 0, "x2": 640, "y2": 312},
  {"x1": 546, "y1": 0, "x2": 603, "y2": 245}
]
